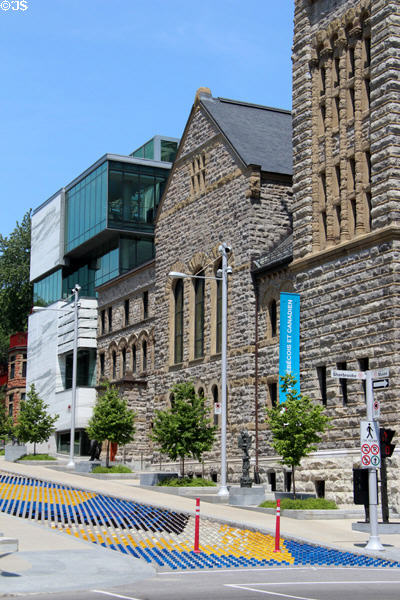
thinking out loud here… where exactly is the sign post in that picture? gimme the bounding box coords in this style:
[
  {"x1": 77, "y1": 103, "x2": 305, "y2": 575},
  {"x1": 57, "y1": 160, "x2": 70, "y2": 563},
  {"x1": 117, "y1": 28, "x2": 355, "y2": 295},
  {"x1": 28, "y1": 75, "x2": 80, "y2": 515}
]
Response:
[
  {"x1": 364, "y1": 370, "x2": 384, "y2": 550},
  {"x1": 331, "y1": 367, "x2": 389, "y2": 551}
]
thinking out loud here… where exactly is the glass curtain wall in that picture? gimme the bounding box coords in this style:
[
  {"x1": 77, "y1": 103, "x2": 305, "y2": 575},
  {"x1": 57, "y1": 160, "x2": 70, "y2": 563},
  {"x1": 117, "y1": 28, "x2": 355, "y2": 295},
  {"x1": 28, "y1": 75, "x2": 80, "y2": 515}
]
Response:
[
  {"x1": 33, "y1": 270, "x2": 62, "y2": 306},
  {"x1": 108, "y1": 161, "x2": 166, "y2": 231},
  {"x1": 64, "y1": 349, "x2": 96, "y2": 389},
  {"x1": 65, "y1": 162, "x2": 108, "y2": 253}
]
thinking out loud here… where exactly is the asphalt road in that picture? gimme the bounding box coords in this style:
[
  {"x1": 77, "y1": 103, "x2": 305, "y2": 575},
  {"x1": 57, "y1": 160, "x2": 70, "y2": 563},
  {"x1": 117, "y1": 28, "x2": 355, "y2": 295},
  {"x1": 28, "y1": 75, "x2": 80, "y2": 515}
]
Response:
[{"x1": 2, "y1": 566, "x2": 400, "y2": 600}]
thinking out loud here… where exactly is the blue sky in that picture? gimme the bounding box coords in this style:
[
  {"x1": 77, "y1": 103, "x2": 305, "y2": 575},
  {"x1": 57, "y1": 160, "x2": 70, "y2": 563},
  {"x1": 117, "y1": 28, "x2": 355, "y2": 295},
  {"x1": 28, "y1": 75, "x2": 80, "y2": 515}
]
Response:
[{"x1": 0, "y1": 0, "x2": 294, "y2": 237}]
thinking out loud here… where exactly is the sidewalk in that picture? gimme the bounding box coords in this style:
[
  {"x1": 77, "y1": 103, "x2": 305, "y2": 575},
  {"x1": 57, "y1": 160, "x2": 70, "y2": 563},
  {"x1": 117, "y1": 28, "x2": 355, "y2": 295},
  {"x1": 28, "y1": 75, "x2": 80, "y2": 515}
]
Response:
[{"x1": 1, "y1": 458, "x2": 400, "y2": 594}]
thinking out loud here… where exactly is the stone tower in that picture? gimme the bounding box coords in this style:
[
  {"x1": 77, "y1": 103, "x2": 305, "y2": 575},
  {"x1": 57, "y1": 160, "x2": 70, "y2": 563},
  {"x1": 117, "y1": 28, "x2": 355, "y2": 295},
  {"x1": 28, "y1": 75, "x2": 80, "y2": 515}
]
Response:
[{"x1": 292, "y1": 0, "x2": 400, "y2": 505}]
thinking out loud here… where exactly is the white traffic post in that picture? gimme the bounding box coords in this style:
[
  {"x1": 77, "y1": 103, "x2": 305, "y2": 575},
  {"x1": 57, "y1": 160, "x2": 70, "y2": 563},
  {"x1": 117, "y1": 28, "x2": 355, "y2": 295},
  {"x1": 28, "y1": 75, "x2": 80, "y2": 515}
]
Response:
[{"x1": 365, "y1": 370, "x2": 384, "y2": 551}]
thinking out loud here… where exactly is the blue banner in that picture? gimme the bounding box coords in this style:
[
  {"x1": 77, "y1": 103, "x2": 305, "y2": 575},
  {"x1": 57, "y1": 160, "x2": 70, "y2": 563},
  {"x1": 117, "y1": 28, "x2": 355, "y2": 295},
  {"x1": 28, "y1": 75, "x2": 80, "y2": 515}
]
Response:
[{"x1": 279, "y1": 292, "x2": 300, "y2": 403}]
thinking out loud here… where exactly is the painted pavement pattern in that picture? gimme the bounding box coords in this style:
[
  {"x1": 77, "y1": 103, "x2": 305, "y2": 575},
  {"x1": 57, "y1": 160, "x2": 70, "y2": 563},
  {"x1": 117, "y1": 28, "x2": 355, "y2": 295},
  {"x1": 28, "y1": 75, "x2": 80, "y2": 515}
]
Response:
[{"x1": 0, "y1": 472, "x2": 398, "y2": 571}]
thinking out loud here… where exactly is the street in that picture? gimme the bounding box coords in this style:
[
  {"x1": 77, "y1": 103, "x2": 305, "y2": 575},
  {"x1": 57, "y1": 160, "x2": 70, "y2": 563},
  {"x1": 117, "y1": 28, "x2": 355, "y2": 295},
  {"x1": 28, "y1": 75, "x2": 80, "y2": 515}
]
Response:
[{"x1": 2, "y1": 566, "x2": 400, "y2": 600}]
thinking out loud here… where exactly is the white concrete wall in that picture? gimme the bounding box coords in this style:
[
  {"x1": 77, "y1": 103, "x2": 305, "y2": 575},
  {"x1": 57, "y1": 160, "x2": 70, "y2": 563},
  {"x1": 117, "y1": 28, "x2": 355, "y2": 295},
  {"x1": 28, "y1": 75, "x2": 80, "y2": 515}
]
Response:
[
  {"x1": 27, "y1": 298, "x2": 98, "y2": 455},
  {"x1": 30, "y1": 191, "x2": 65, "y2": 282}
]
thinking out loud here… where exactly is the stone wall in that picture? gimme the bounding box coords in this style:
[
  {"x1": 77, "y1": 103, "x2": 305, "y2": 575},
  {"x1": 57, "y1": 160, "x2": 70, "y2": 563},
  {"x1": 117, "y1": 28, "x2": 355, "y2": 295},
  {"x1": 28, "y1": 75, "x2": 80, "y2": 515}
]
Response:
[
  {"x1": 96, "y1": 262, "x2": 155, "y2": 461},
  {"x1": 151, "y1": 99, "x2": 292, "y2": 474},
  {"x1": 292, "y1": 0, "x2": 400, "y2": 508}
]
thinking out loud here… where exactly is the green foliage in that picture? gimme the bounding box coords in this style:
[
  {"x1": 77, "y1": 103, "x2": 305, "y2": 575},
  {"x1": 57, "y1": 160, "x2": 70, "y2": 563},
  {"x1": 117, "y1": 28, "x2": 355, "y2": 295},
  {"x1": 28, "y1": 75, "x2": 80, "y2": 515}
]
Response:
[
  {"x1": 259, "y1": 497, "x2": 337, "y2": 510},
  {"x1": 15, "y1": 384, "x2": 58, "y2": 453},
  {"x1": 0, "y1": 212, "x2": 33, "y2": 362},
  {"x1": 19, "y1": 453, "x2": 56, "y2": 461},
  {"x1": 158, "y1": 477, "x2": 216, "y2": 487},
  {"x1": 150, "y1": 382, "x2": 216, "y2": 476},
  {"x1": 266, "y1": 374, "x2": 331, "y2": 497},
  {"x1": 92, "y1": 465, "x2": 132, "y2": 473},
  {"x1": 87, "y1": 381, "x2": 136, "y2": 467},
  {"x1": 0, "y1": 402, "x2": 15, "y2": 441},
  {"x1": 0, "y1": 449, "x2": 4, "y2": 455}
]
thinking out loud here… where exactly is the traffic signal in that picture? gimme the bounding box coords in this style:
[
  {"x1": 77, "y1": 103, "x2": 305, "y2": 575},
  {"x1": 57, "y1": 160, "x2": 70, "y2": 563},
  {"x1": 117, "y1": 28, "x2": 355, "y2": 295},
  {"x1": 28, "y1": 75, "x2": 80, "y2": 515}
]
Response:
[{"x1": 380, "y1": 428, "x2": 396, "y2": 457}]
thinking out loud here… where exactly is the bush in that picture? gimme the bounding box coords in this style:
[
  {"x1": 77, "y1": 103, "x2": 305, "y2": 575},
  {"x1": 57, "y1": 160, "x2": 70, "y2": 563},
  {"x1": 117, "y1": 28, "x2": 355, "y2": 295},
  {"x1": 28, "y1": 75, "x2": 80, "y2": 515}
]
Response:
[
  {"x1": 158, "y1": 477, "x2": 216, "y2": 487},
  {"x1": 92, "y1": 465, "x2": 132, "y2": 474},
  {"x1": 0, "y1": 449, "x2": 5, "y2": 455},
  {"x1": 259, "y1": 497, "x2": 337, "y2": 510},
  {"x1": 19, "y1": 453, "x2": 56, "y2": 461}
]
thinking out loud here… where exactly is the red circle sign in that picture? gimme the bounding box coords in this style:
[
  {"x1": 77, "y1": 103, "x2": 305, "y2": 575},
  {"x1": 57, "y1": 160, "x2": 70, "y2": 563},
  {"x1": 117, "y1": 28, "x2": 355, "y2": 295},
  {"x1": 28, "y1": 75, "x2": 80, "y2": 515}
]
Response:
[
  {"x1": 362, "y1": 444, "x2": 370, "y2": 454},
  {"x1": 371, "y1": 444, "x2": 379, "y2": 455},
  {"x1": 362, "y1": 455, "x2": 371, "y2": 466}
]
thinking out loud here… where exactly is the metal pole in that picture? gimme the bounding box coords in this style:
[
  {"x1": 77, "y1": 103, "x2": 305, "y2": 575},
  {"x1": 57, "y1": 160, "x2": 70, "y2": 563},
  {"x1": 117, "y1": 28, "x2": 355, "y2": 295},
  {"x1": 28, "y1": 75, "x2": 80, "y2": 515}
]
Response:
[
  {"x1": 217, "y1": 243, "x2": 229, "y2": 497},
  {"x1": 67, "y1": 284, "x2": 80, "y2": 469},
  {"x1": 365, "y1": 370, "x2": 384, "y2": 550}
]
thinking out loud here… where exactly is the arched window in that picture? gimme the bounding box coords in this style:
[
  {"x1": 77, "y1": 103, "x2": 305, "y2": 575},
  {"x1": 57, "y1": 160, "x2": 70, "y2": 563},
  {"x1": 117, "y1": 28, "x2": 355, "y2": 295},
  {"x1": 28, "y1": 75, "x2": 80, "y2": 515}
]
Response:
[
  {"x1": 174, "y1": 279, "x2": 184, "y2": 363},
  {"x1": 121, "y1": 347, "x2": 126, "y2": 376},
  {"x1": 132, "y1": 344, "x2": 137, "y2": 373},
  {"x1": 198, "y1": 387, "x2": 204, "y2": 398},
  {"x1": 142, "y1": 340, "x2": 147, "y2": 372},
  {"x1": 269, "y1": 299, "x2": 277, "y2": 338},
  {"x1": 212, "y1": 385, "x2": 219, "y2": 426},
  {"x1": 112, "y1": 350, "x2": 117, "y2": 379},
  {"x1": 194, "y1": 270, "x2": 205, "y2": 358}
]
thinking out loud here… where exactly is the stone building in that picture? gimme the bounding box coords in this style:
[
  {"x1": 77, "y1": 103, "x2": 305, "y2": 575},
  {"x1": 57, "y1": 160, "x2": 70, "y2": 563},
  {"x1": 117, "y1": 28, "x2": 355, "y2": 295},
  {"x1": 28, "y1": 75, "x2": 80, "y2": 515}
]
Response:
[
  {"x1": 287, "y1": 0, "x2": 400, "y2": 505},
  {"x1": 148, "y1": 88, "x2": 293, "y2": 479},
  {"x1": 96, "y1": 260, "x2": 155, "y2": 466}
]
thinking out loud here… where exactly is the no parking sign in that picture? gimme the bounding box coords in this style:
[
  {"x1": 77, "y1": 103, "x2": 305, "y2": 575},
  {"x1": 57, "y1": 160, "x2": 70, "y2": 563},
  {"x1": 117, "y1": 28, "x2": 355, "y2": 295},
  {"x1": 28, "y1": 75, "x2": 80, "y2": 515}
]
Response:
[{"x1": 360, "y1": 420, "x2": 381, "y2": 469}]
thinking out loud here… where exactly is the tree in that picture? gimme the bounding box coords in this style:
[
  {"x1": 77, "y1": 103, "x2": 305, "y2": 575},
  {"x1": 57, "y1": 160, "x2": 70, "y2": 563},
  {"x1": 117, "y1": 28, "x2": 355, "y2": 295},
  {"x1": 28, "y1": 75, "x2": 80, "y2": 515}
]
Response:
[
  {"x1": 0, "y1": 401, "x2": 15, "y2": 443},
  {"x1": 0, "y1": 211, "x2": 33, "y2": 362},
  {"x1": 86, "y1": 381, "x2": 136, "y2": 467},
  {"x1": 265, "y1": 374, "x2": 331, "y2": 498},
  {"x1": 15, "y1": 384, "x2": 59, "y2": 454},
  {"x1": 151, "y1": 382, "x2": 216, "y2": 477}
]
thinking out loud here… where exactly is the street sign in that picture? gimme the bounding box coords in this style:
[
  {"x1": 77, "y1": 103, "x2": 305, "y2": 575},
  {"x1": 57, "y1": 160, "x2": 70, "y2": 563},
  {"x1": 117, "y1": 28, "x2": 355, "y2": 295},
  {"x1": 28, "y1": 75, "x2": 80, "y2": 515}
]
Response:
[
  {"x1": 373, "y1": 379, "x2": 389, "y2": 390},
  {"x1": 373, "y1": 399, "x2": 380, "y2": 419},
  {"x1": 370, "y1": 368, "x2": 389, "y2": 379},
  {"x1": 360, "y1": 420, "x2": 381, "y2": 469},
  {"x1": 331, "y1": 369, "x2": 366, "y2": 380}
]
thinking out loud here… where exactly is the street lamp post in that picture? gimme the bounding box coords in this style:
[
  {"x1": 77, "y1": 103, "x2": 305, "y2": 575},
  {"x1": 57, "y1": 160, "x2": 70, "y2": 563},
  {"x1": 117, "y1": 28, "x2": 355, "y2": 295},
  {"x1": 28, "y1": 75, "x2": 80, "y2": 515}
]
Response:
[
  {"x1": 67, "y1": 284, "x2": 81, "y2": 469},
  {"x1": 32, "y1": 283, "x2": 81, "y2": 470},
  {"x1": 169, "y1": 243, "x2": 231, "y2": 497}
]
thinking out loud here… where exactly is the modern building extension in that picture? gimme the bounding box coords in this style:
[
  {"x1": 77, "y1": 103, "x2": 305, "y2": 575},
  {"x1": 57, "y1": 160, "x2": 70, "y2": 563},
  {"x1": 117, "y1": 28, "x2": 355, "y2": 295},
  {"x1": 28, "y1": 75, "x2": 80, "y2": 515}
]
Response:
[{"x1": 27, "y1": 136, "x2": 178, "y2": 455}]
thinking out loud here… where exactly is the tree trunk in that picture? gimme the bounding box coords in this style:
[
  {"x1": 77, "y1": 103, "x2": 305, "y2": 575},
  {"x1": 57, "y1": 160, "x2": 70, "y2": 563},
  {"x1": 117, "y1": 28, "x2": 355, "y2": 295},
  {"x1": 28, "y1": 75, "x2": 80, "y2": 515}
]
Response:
[
  {"x1": 181, "y1": 456, "x2": 185, "y2": 478},
  {"x1": 292, "y1": 465, "x2": 296, "y2": 499},
  {"x1": 34, "y1": 442, "x2": 36, "y2": 455},
  {"x1": 106, "y1": 440, "x2": 110, "y2": 468}
]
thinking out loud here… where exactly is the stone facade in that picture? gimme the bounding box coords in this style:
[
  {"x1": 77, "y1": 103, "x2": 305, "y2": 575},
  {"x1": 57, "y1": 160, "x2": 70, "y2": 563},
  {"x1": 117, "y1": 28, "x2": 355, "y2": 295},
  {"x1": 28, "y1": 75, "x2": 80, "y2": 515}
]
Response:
[
  {"x1": 6, "y1": 332, "x2": 27, "y2": 423},
  {"x1": 291, "y1": 0, "x2": 400, "y2": 507},
  {"x1": 149, "y1": 90, "x2": 292, "y2": 480},
  {"x1": 96, "y1": 261, "x2": 155, "y2": 466},
  {"x1": 95, "y1": 2, "x2": 400, "y2": 510}
]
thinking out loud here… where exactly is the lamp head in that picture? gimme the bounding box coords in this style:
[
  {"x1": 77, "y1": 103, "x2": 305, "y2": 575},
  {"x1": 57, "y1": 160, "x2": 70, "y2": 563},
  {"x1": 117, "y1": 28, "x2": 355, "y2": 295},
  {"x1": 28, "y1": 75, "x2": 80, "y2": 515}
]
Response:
[{"x1": 168, "y1": 271, "x2": 190, "y2": 279}]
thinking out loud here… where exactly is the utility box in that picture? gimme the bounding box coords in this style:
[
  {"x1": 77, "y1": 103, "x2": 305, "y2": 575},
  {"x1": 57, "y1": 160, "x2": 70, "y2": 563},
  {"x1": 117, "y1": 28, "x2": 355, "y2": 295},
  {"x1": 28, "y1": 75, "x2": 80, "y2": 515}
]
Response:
[{"x1": 353, "y1": 468, "x2": 370, "y2": 505}]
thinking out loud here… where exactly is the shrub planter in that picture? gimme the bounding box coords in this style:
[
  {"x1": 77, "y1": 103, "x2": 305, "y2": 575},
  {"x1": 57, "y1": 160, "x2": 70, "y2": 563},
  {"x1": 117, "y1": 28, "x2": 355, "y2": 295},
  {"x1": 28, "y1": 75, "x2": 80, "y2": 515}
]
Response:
[{"x1": 274, "y1": 492, "x2": 316, "y2": 501}]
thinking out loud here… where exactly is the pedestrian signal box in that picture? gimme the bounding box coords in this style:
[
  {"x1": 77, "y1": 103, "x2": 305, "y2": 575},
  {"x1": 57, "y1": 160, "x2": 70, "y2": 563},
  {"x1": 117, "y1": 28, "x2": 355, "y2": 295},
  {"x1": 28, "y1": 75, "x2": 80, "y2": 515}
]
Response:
[{"x1": 380, "y1": 428, "x2": 396, "y2": 458}]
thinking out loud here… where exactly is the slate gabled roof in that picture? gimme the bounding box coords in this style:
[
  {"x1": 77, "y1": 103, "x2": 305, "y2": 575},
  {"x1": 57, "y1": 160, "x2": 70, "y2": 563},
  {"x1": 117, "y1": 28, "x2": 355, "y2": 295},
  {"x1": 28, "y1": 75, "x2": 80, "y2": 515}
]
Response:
[
  {"x1": 200, "y1": 95, "x2": 292, "y2": 176},
  {"x1": 252, "y1": 234, "x2": 293, "y2": 274}
]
